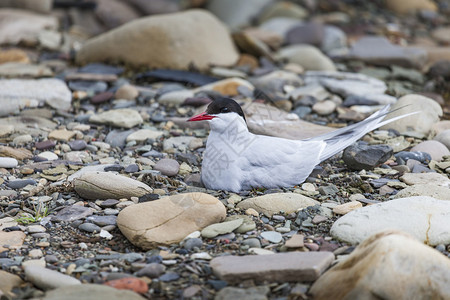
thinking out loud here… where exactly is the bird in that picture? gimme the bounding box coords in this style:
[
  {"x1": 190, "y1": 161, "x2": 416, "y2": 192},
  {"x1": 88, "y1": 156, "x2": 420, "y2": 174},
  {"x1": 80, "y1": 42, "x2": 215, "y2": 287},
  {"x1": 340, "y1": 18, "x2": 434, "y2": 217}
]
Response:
[{"x1": 188, "y1": 96, "x2": 415, "y2": 193}]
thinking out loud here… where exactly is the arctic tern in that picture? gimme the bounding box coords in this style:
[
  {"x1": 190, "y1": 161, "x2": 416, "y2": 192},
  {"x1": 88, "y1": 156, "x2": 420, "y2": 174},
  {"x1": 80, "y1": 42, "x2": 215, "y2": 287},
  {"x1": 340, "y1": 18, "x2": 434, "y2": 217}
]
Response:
[{"x1": 188, "y1": 96, "x2": 414, "y2": 192}]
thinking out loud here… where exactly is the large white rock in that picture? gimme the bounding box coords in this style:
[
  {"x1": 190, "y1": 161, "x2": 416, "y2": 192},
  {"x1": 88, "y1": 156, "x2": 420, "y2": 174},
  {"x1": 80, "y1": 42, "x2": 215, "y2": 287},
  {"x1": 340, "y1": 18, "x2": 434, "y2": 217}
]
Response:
[
  {"x1": 76, "y1": 10, "x2": 239, "y2": 70},
  {"x1": 0, "y1": 79, "x2": 72, "y2": 115},
  {"x1": 381, "y1": 94, "x2": 442, "y2": 136},
  {"x1": 330, "y1": 196, "x2": 450, "y2": 246},
  {"x1": 310, "y1": 230, "x2": 450, "y2": 300}
]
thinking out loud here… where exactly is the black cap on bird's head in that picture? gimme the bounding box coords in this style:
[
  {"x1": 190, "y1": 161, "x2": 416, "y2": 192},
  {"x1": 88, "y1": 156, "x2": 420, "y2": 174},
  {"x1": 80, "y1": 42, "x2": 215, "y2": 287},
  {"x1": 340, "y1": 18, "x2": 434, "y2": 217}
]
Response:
[{"x1": 187, "y1": 96, "x2": 246, "y2": 122}]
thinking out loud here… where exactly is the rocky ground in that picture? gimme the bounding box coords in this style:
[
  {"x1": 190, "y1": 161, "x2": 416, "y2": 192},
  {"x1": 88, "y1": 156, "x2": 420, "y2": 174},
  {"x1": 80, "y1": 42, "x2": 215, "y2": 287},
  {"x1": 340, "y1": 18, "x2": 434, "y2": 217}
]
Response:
[{"x1": 0, "y1": 0, "x2": 449, "y2": 299}]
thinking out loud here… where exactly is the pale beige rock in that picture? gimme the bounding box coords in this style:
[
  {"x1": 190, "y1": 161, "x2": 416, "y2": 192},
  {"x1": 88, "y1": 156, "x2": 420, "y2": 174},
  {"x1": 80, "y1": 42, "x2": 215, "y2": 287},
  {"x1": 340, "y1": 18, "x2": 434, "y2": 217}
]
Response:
[
  {"x1": 24, "y1": 265, "x2": 80, "y2": 291},
  {"x1": 117, "y1": 193, "x2": 226, "y2": 248},
  {"x1": 394, "y1": 184, "x2": 450, "y2": 200},
  {"x1": 236, "y1": 193, "x2": 319, "y2": 217},
  {"x1": 310, "y1": 230, "x2": 450, "y2": 300},
  {"x1": 48, "y1": 130, "x2": 76, "y2": 142},
  {"x1": 381, "y1": 94, "x2": 442, "y2": 136},
  {"x1": 0, "y1": 145, "x2": 32, "y2": 160},
  {"x1": 0, "y1": 231, "x2": 26, "y2": 252},
  {"x1": 0, "y1": 124, "x2": 14, "y2": 137},
  {"x1": 0, "y1": 269, "x2": 24, "y2": 298},
  {"x1": 0, "y1": 9, "x2": 58, "y2": 45},
  {"x1": 333, "y1": 201, "x2": 362, "y2": 215},
  {"x1": 201, "y1": 218, "x2": 243, "y2": 238},
  {"x1": 385, "y1": 0, "x2": 437, "y2": 14},
  {"x1": 331, "y1": 196, "x2": 450, "y2": 245},
  {"x1": 76, "y1": 10, "x2": 238, "y2": 70},
  {"x1": 276, "y1": 44, "x2": 337, "y2": 71},
  {"x1": 410, "y1": 140, "x2": 450, "y2": 161},
  {"x1": 89, "y1": 109, "x2": 143, "y2": 128},
  {"x1": 284, "y1": 234, "x2": 304, "y2": 248},
  {"x1": 42, "y1": 284, "x2": 146, "y2": 300},
  {"x1": 400, "y1": 172, "x2": 450, "y2": 187},
  {"x1": 210, "y1": 252, "x2": 334, "y2": 283},
  {"x1": 74, "y1": 171, "x2": 152, "y2": 200},
  {"x1": 0, "y1": 63, "x2": 52, "y2": 77},
  {"x1": 126, "y1": 129, "x2": 163, "y2": 143},
  {"x1": 115, "y1": 84, "x2": 139, "y2": 100},
  {"x1": 431, "y1": 120, "x2": 450, "y2": 136}
]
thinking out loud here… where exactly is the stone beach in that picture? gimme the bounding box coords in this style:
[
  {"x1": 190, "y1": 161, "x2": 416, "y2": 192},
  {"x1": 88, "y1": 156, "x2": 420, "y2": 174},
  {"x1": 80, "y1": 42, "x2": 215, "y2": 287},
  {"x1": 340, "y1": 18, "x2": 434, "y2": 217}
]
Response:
[{"x1": 0, "y1": 0, "x2": 449, "y2": 299}]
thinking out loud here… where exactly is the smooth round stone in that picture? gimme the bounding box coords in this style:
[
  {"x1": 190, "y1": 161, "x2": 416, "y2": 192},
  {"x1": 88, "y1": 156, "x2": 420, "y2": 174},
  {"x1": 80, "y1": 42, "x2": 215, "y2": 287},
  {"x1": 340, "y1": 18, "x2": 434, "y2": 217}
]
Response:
[
  {"x1": 242, "y1": 238, "x2": 261, "y2": 248},
  {"x1": 312, "y1": 100, "x2": 337, "y2": 115},
  {"x1": 183, "y1": 238, "x2": 203, "y2": 250},
  {"x1": 410, "y1": 140, "x2": 450, "y2": 161},
  {"x1": 153, "y1": 159, "x2": 180, "y2": 176},
  {"x1": 7, "y1": 179, "x2": 37, "y2": 189},
  {"x1": 91, "y1": 91, "x2": 114, "y2": 104},
  {"x1": 99, "y1": 199, "x2": 120, "y2": 208},
  {"x1": 78, "y1": 223, "x2": 101, "y2": 233},
  {"x1": 159, "y1": 272, "x2": 180, "y2": 282},
  {"x1": 86, "y1": 215, "x2": 117, "y2": 226},
  {"x1": 38, "y1": 151, "x2": 58, "y2": 161},
  {"x1": 260, "y1": 231, "x2": 283, "y2": 243},
  {"x1": 135, "y1": 263, "x2": 166, "y2": 278},
  {"x1": 68, "y1": 140, "x2": 87, "y2": 150},
  {"x1": 434, "y1": 129, "x2": 450, "y2": 150},
  {"x1": 13, "y1": 134, "x2": 32, "y2": 145},
  {"x1": 104, "y1": 208, "x2": 120, "y2": 215},
  {"x1": 115, "y1": 84, "x2": 139, "y2": 100},
  {"x1": 68, "y1": 80, "x2": 108, "y2": 93},
  {"x1": 0, "y1": 157, "x2": 18, "y2": 168},
  {"x1": 35, "y1": 140, "x2": 56, "y2": 150},
  {"x1": 124, "y1": 164, "x2": 139, "y2": 173}
]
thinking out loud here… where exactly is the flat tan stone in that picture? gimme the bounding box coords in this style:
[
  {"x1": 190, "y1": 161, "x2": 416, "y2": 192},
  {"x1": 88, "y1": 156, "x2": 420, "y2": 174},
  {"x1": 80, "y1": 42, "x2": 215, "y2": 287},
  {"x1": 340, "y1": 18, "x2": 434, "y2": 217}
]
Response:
[
  {"x1": 0, "y1": 269, "x2": 24, "y2": 298},
  {"x1": 74, "y1": 171, "x2": 152, "y2": 200},
  {"x1": 210, "y1": 251, "x2": 334, "y2": 283},
  {"x1": 284, "y1": 234, "x2": 304, "y2": 248},
  {"x1": 76, "y1": 10, "x2": 238, "y2": 70},
  {"x1": 117, "y1": 193, "x2": 226, "y2": 249},
  {"x1": 48, "y1": 130, "x2": 76, "y2": 142},
  {"x1": 0, "y1": 231, "x2": 26, "y2": 252},
  {"x1": 333, "y1": 201, "x2": 362, "y2": 215},
  {"x1": 236, "y1": 193, "x2": 319, "y2": 217},
  {"x1": 400, "y1": 172, "x2": 450, "y2": 187},
  {"x1": 0, "y1": 146, "x2": 32, "y2": 160},
  {"x1": 310, "y1": 230, "x2": 450, "y2": 300}
]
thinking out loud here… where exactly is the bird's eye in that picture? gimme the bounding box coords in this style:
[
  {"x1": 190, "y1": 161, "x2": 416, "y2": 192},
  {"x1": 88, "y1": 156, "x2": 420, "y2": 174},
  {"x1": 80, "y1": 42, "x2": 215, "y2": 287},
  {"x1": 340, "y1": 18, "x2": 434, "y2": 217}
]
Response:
[{"x1": 220, "y1": 107, "x2": 229, "y2": 113}]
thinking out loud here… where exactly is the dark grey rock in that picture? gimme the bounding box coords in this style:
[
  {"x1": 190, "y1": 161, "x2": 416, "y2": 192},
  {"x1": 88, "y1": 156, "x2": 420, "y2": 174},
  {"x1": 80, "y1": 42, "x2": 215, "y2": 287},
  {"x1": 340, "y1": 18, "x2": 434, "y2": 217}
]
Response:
[
  {"x1": 183, "y1": 238, "x2": 203, "y2": 251},
  {"x1": 394, "y1": 151, "x2": 432, "y2": 165},
  {"x1": 121, "y1": 253, "x2": 143, "y2": 263},
  {"x1": 68, "y1": 80, "x2": 108, "y2": 93},
  {"x1": 343, "y1": 143, "x2": 393, "y2": 170},
  {"x1": 135, "y1": 263, "x2": 166, "y2": 278},
  {"x1": 105, "y1": 130, "x2": 134, "y2": 148},
  {"x1": 78, "y1": 223, "x2": 101, "y2": 233},
  {"x1": 52, "y1": 205, "x2": 93, "y2": 222},
  {"x1": 86, "y1": 215, "x2": 117, "y2": 226},
  {"x1": 159, "y1": 272, "x2": 180, "y2": 282},
  {"x1": 7, "y1": 179, "x2": 37, "y2": 189},
  {"x1": 68, "y1": 140, "x2": 87, "y2": 150},
  {"x1": 124, "y1": 164, "x2": 139, "y2": 173},
  {"x1": 318, "y1": 185, "x2": 339, "y2": 196},
  {"x1": 99, "y1": 199, "x2": 120, "y2": 208}
]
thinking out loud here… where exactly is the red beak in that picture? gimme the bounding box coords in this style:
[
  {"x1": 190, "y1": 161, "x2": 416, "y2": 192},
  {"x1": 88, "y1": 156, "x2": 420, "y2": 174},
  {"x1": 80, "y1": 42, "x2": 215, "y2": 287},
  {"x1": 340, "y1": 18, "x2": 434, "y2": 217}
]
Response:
[{"x1": 187, "y1": 112, "x2": 216, "y2": 122}]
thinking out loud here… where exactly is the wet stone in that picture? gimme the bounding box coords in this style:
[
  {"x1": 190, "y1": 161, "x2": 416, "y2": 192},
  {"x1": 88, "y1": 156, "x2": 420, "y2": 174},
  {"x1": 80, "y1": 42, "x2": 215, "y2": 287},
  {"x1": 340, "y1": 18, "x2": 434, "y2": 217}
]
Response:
[
  {"x1": 7, "y1": 179, "x2": 37, "y2": 189},
  {"x1": 86, "y1": 215, "x2": 117, "y2": 226},
  {"x1": 68, "y1": 140, "x2": 87, "y2": 150}
]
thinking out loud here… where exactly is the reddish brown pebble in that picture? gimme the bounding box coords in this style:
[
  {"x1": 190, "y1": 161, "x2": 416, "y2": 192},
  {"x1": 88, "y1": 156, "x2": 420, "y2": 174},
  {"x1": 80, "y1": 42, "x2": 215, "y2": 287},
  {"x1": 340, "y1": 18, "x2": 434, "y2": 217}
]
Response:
[
  {"x1": 304, "y1": 242, "x2": 320, "y2": 251},
  {"x1": 104, "y1": 277, "x2": 149, "y2": 294},
  {"x1": 35, "y1": 140, "x2": 56, "y2": 150},
  {"x1": 91, "y1": 91, "x2": 114, "y2": 104}
]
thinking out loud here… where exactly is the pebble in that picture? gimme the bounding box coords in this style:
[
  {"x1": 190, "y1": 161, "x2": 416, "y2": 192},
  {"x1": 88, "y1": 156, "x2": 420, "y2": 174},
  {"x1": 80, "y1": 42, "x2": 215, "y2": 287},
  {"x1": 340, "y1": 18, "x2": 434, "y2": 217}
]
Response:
[
  {"x1": 0, "y1": 157, "x2": 18, "y2": 168},
  {"x1": 153, "y1": 159, "x2": 180, "y2": 176},
  {"x1": 410, "y1": 140, "x2": 450, "y2": 161},
  {"x1": 260, "y1": 231, "x2": 283, "y2": 243},
  {"x1": 37, "y1": 151, "x2": 58, "y2": 161},
  {"x1": 333, "y1": 201, "x2": 363, "y2": 215},
  {"x1": 343, "y1": 144, "x2": 393, "y2": 170},
  {"x1": 78, "y1": 223, "x2": 101, "y2": 233},
  {"x1": 24, "y1": 265, "x2": 81, "y2": 290}
]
